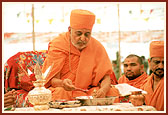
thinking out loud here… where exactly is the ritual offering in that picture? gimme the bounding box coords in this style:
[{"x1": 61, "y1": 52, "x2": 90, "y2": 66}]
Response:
[
  {"x1": 129, "y1": 91, "x2": 145, "y2": 106},
  {"x1": 112, "y1": 83, "x2": 147, "y2": 96},
  {"x1": 27, "y1": 63, "x2": 52, "y2": 111}
]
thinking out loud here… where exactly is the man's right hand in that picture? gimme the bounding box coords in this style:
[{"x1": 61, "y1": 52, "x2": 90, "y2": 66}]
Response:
[{"x1": 62, "y1": 79, "x2": 75, "y2": 91}]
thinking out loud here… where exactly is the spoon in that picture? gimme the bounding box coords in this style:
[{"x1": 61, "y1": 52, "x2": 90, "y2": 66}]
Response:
[{"x1": 74, "y1": 87, "x2": 89, "y2": 92}]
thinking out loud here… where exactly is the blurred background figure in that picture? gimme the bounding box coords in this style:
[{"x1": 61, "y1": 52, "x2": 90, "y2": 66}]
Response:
[
  {"x1": 141, "y1": 56, "x2": 149, "y2": 74},
  {"x1": 112, "y1": 51, "x2": 120, "y2": 80}
]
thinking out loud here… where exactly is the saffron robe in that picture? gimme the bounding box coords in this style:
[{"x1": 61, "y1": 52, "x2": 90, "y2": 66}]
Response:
[
  {"x1": 111, "y1": 72, "x2": 148, "y2": 103},
  {"x1": 42, "y1": 32, "x2": 114, "y2": 101},
  {"x1": 141, "y1": 73, "x2": 164, "y2": 111},
  {"x1": 118, "y1": 72, "x2": 148, "y2": 89}
]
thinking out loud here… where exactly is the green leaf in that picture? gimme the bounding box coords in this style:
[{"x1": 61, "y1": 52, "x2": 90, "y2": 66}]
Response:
[{"x1": 4, "y1": 107, "x2": 12, "y2": 111}]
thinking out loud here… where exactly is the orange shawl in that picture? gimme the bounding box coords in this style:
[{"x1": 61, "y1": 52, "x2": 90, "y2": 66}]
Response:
[
  {"x1": 118, "y1": 72, "x2": 148, "y2": 88},
  {"x1": 42, "y1": 32, "x2": 113, "y2": 97},
  {"x1": 142, "y1": 73, "x2": 164, "y2": 111}
]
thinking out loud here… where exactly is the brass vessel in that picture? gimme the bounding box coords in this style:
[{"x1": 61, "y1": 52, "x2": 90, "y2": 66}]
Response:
[{"x1": 27, "y1": 63, "x2": 52, "y2": 110}]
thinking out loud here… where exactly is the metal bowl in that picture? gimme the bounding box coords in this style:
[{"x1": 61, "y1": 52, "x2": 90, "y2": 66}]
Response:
[
  {"x1": 49, "y1": 100, "x2": 81, "y2": 109},
  {"x1": 75, "y1": 96, "x2": 117, "y2": 106}
]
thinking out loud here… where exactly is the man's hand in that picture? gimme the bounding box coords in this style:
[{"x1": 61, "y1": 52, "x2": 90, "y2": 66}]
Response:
[
  {"x1": 95, "y1": 88, "x2": 106, "y2": 98},
  {"x1": 4, "y1": 89, "x2": 17, "y2": 107},
  {"x1": 129, "y1": 94, "x2": 145, "y2": 106},
  {"x1": 62, "y1": 79, "x2": 75, "y2": 91},
  {"x1": 96, "y1": 75, "x2": 111, "y2": 98}
]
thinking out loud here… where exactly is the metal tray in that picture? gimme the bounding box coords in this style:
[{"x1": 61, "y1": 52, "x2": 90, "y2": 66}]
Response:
[
  {"x1": 75, "y1": 96, "x2": 117, "y2": 106},
  {"x1": 49, "y1": 100, "x2": 81, "y2": 109}
]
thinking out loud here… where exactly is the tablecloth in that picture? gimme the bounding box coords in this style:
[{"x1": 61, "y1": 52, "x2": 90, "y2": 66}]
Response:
[{"x1": 11, "y1": 103, "x2": 156, "y2": 112}]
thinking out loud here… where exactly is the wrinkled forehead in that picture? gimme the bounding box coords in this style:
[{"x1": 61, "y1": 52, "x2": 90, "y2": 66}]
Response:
[
  {"x1": 151, "y1": 57, "x2": 164, "y2": 61},
  {"x1": 71, "y1": 28, "x2": 91, "y2": 32}
]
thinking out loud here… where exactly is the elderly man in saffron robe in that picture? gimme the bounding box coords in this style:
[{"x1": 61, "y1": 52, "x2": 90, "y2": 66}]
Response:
[
  {"x1": 141, "y1": 41, "x2": 164, "y2": 111},
  {"x1": 42, "y1": 9, "x2": 116, "y2": 101}
]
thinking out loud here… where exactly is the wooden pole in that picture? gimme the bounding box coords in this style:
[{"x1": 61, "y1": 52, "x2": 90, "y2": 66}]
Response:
[
  {"x1": 117, "y1": 4, "x2": 121, "y2": 77},
  {"x1": 32, "y1": 4, "x2": 35, "y2": 51}
]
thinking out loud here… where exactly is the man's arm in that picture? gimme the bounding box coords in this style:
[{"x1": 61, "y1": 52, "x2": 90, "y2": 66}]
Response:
[
  {"x1": 50, "y1": 72, "x2": 63, "y2": 87},
  {"x1": 50, "y1": 72, "x2": 75, "y2": 91},
  {"x1": 96, "y1": 75, "x2": 111, "y2": 98},
  {"x1": 100, "y1": 75, "x2": 111, "y2": 90}
]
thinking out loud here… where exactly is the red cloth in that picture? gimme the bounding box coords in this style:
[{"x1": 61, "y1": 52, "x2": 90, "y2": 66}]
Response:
[
  {"x1": 110, "y1": 72, "x2": 118, "y2": 85},
  {"x1": 4, "y1": 50, "x2": 48, "y2": 107},
  {"x1": 15, "y1": 90, "x2": 33, "y2": 107}
]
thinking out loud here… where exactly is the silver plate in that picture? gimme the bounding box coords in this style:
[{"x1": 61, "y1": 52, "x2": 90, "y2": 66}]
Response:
[
  {"x1": 49, "y1": 100, "x2": 81, "y2": 109},
  {"x1": 75, "y1": 96, "x2": 117, "y2": 106}
]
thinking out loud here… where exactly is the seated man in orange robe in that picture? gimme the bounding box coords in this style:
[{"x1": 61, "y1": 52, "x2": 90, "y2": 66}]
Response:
[
  {"x1": 113, "y1": 54, "x2": 148, "y2": 102},
  {"x1": 118, "y1": 54, "x2": 148, "y2": 89},
  {"x1": 141, "y1": 41, "x2": 164, "y2": 111},
  {"x1": 42, "y1": 9, "x2": 116, "y2": 101}
]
